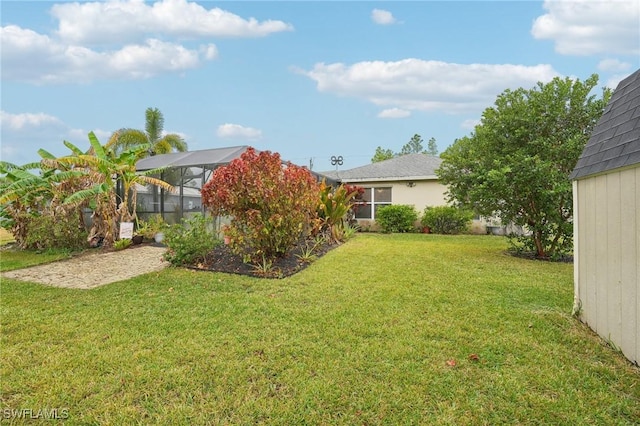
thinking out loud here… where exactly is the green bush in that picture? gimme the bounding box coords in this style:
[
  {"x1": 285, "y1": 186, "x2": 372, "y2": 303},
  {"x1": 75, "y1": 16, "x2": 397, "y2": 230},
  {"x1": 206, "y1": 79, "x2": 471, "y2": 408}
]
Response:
[
  {"x1": 163, "y1": 214, "x2": 220, "y2": 266},
  {"x1": 24, "y1": 213, "x2": 87, "y2": 250},
  {"x1": 375, "y1": 205, "x2": 418, "y2": 233},
  {"x1": 114, "y1": 239, "x2": 131, "y2": 251},
  {"x1": 421, "y1": 206, "x2": 473, "y2": 234}
]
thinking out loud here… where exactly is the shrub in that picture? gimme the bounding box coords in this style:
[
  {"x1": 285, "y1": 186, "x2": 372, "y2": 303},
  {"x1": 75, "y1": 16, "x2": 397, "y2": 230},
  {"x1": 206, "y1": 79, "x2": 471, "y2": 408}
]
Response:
[
  {"x1": 23, "y1": 213, "x2": 87, "y2": 250},
  {"x1": 421, "y1": 206, "x2": 473, "y2": 234},
  {"x1": 318, "y1": 182, "x2": 363, "y2": 242},
  {"x1": 163, "y1": 213, "x2": 220, "y2": 266},
  {"x1": 136, "y1": 214, "x2": 167, "y2": 240},
  {"x1": 201, "y1": 148, "x2": 320, "y2": 263},
  {"x1": 376, "y1": 205, "x2": 418, "y2": 233},
  {"x1": 114, "y1": 239, "x2": 131, "y2": 251}
]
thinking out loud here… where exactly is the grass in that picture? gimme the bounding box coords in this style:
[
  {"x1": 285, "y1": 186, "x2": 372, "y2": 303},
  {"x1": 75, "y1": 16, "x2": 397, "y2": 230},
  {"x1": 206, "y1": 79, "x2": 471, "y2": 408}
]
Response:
[
  {"x1": 0, "y1": 229, "x2": 76, "y2": 272},
  {"x1": 0, "y1": 248, "x2": 73, "y2": 272},
  {"x1": 1, "y1": 234, "x2": 638, "y2": 424},
  {"x1": 0, "y1": 228, "x2": 15, "y2": 245}
]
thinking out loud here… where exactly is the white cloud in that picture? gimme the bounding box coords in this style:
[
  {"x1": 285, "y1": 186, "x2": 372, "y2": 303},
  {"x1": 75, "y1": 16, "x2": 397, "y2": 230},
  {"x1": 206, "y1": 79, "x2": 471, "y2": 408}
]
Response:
[
  {"x1": 0, "y1": 111, "x2": 63, "y2": 130},
  {"x1": 1, "y1": 1, "x2": 291, "y2": 84},
  {"x1": 378, "y1": 108, "x2": 411, "y2": 119},
  {"x1": 0, "y1": 25, "x2": 216, "y2": 84},
  {"x1": 603, "y1": 74, "x2": 629, "y2": 90},
  {"x1": 461, "y1": 119, "x2": 481, "y2": 130},
  {"x1": 51, "y1": 0, "x2": 294, "y2": 45},
  {"x1": 200, "y1": 44, "x2": 219, "y2": 60},
  {"x1": 0, "y1": 110, "x2": 98, "y2": 165},
  {"x1": 216, "y1": 123, "x2": 262, "y2": 140},
  {"x1": 597, "y1": 59, "x2": 632, "y2": 73},
  {"x1": 299, "y1": 59, "x2": 559, "y2": 114},
  {"x1": 531, "y1": 0, "x2": 640, "y2": 56},
  {"x1": 371, "y1": 9, "x2": 397, "y2": 25}
]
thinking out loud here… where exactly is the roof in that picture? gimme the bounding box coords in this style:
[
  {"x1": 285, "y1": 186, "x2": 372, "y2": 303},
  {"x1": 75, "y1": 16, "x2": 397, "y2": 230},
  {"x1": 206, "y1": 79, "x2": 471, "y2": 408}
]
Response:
[
  {"x1": 135, "y1": 144, "x2": 338, "y2": 184},
  {"x1": 571, "y1": 69, "x2": 640, "y2": 180},
  {"x1": 323, "y1": 153, "x2": 442, "y2": 183},
  {"x1": 136, "y1": 145, "x2": 250, "y2": 171}
]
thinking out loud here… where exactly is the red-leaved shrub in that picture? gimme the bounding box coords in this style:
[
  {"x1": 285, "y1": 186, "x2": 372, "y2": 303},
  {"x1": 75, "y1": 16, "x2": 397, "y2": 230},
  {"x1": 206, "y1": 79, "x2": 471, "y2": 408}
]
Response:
[{"x1": 201, "y1": 148, "x2": 320, "y2": 263}]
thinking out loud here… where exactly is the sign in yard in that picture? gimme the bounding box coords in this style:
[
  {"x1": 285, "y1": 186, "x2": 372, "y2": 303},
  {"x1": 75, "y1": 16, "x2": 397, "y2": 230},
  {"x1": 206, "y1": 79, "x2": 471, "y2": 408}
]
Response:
[{"x1": 119, "y1": 222, "x2": 134, "y2": 239}]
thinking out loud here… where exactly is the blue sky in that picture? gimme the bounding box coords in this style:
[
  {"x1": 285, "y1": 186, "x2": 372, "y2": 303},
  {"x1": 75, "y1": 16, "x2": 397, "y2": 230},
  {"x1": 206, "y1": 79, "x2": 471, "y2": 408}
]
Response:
[{"x1": 1, "y1": 0, "x2": 639, "y2": 172}]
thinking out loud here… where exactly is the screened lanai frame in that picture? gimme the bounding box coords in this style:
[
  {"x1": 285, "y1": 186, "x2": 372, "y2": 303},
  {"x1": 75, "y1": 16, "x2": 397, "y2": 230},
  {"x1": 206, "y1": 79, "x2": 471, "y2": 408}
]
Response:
[
  {"x1": 134, "y1": 145, "x2": 336, "y2": 225},
  {"x1": 135, "y1": 145, "x2": 249, "y2": 225}
]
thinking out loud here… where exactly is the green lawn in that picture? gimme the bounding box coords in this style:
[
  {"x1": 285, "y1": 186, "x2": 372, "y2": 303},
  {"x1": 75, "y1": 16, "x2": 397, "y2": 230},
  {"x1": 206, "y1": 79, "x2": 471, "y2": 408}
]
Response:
[
  {"x1": 0, "y1": 228, "x2": 14, "y2": 246},
  {"x1": 1, "y1": 234, "x2": 638, "y2": 424}
]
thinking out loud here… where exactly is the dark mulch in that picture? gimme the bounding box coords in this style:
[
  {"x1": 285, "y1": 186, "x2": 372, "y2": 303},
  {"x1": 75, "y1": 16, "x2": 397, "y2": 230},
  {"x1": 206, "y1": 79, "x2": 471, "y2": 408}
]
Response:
[
  {"x1": 507, "y1": 249, "x2": 573, "y2": 263},
  {"x1": 188, "y1": 238, "x2": 341, "y2": 279}
]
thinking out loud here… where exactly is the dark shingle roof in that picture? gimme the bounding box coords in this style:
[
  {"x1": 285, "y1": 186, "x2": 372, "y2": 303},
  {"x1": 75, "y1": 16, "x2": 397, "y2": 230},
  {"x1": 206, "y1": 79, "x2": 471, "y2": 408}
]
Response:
[
  {"x1": 323, "y1": 153, "x2": 442, "y2": 183},
  {"x1": 136, "y1": 145, "x2": 249, "y2": 171},
  {"x1": 571, "y1": 69, "x2": 640, "y2": 180}
]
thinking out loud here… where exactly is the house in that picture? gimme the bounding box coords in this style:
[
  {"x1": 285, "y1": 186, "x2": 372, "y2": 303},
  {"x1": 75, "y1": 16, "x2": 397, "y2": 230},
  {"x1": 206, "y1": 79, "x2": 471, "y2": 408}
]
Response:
[
  {"x1": 324, "y1": 153, "x2": 484, "y2": 231},
  {"x1": 135, "y1": 145, "x2": 335, "y2": 224},
  {"x1": 570, "y1": 68, "x2": 640, "y2": 365}
]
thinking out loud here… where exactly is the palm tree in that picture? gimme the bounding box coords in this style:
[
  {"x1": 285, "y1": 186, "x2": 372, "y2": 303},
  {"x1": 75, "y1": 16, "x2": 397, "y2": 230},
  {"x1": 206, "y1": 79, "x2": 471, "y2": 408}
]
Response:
[{"x1": 108, "y1": 107, "x2": 187, "y2": 158}]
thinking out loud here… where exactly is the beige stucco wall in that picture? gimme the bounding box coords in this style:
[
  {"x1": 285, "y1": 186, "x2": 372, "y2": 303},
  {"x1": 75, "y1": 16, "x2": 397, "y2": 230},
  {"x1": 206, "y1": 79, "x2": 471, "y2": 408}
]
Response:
[
  {"x1": 349, "y1": 179, "x2": 448, "y2": 231},
  {"x1": 573, "y1": 166, "x2": 639, "y2": 365}
]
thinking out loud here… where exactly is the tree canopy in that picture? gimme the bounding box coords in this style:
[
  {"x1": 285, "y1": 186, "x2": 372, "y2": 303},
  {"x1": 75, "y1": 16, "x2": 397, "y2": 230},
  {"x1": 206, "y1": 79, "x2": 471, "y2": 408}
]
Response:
[
  {"x1": 108, "y1": 107, "x2": 187, "y2": 158},
  {"x1": 437, "y1": 74, "x2": 611, "y2": 259},
  {"x1": 371, "y1": 146, "x2": 395, "y2": 163},
  {"x1": 371, "y1": 134, "x2": 437, "y2": 162}
]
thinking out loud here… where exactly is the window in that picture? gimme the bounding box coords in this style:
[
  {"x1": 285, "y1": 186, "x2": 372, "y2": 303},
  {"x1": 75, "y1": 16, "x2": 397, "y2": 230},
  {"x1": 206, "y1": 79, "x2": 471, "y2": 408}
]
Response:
[{"x1": 355, "y1": 187, "x2": 392, "y2": 220}]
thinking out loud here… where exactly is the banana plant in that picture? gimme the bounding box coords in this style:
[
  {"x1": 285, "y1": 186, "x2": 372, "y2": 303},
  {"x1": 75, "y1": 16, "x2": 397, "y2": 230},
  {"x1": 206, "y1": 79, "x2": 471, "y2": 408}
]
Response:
[
  {"x1": 0, "y1": 160, "x2": 87, "y2": 248},
  {"x1": 42, "y1": 131, "x2": 174, "y2": 248}
]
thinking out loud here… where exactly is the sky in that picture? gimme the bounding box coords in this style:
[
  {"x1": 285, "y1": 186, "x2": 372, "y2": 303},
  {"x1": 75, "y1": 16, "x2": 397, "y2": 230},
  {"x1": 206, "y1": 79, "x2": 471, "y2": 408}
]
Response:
[{"x1": 1, "y1": 0, "x2": 639, "y2": 172}]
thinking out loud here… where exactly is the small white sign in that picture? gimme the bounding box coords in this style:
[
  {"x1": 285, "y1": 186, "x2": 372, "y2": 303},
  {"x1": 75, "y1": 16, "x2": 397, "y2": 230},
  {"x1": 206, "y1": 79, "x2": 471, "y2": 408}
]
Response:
[{"x1": 119, "y1": 222, "x2": 134, "y2": 239}]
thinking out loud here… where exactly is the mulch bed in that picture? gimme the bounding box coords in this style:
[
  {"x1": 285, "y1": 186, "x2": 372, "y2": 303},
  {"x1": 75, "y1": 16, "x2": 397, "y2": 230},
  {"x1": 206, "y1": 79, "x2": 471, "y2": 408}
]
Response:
[{"x1": 187, "y1": 238, "x2": 341, "y2": 278}]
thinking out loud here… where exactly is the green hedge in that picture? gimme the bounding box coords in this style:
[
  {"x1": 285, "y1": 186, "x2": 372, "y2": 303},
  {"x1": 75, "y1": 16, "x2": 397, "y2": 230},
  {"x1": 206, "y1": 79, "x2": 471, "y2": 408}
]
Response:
[
  {"x1": 376, "y1": 205, "x2": 418, "y2": 233},
  {"x1": 421, "y1": 206, "x2": 473, "y2": 234}
]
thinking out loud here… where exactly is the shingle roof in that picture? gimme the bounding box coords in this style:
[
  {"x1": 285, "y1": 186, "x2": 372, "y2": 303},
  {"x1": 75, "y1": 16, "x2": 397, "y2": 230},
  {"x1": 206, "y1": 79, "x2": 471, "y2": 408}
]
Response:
[
  {"x1": 323, "y1": 153, "x2": 442, "y2": 183},
  {"x1": 136, "y1": 145, "x2": 249, "y2": 171},
  {"x1": 571, "y1": 69, "x2": 640, "y2": 180}
]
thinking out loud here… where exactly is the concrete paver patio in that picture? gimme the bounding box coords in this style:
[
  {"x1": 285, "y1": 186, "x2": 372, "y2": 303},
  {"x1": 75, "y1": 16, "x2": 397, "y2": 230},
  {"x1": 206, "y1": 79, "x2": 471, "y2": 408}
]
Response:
[{"x1": 1, "y1": 245, "x2": 168, "y2": 289}]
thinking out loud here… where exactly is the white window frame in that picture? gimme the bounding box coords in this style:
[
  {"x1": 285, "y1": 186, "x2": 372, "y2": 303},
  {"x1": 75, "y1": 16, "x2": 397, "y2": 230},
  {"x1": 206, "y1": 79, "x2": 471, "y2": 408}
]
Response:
[{"x1": 355, "y1": 187, "x2": 392, "y2": 220}]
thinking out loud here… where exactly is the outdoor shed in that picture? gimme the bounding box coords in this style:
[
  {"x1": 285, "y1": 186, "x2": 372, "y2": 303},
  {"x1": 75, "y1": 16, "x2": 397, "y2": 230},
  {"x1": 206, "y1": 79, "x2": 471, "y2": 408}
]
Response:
[{"x1": 570, "y1": 68, "x2": 640, "y2": 365}]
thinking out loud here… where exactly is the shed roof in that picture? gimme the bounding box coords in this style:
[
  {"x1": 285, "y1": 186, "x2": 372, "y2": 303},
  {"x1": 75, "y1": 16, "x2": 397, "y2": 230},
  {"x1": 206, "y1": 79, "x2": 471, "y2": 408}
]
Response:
[
  {"x1": 323, "y1": 153, "x2": 442, "y2": 183},
  {"x1": 136, "y1": 145, "x2": 249, "y2": 171},
  {"x1": 571, "y1": 69, "x2": 640, "y2": 180}
]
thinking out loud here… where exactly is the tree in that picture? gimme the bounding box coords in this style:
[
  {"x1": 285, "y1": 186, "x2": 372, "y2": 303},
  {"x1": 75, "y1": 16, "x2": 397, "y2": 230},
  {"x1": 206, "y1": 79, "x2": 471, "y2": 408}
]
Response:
[
  {"x1": 437, "y1": 74, "x2": 611, "y2": 259},
  {"x1": 426, "y1": 137, "x2": 438, "y2": 156},
  {"x1": 371, "y1": 146, "x2": 395, "y2": 163},
  {"x1": 201, "y1": 147, "x2": 320, "y2": 264},
  {"x1": 108, "y1": 107, "x2": 187, "y2": 158},
  {"x1": 42, "y1": 132, "x2": 173, "y2": 247},
  {"x1": 372, "y1": 134, "x2": 437, "y2": 162},
  {"x1": 399, "y1": 134, "x2": 426, "y2": 155},
  {"x1": 0, "y1": 161, "x2": 84, "y2": 248}
]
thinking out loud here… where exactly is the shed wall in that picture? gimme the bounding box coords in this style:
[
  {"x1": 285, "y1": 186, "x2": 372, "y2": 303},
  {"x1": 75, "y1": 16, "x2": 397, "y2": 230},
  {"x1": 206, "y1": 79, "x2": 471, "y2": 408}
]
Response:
[{"x1": 574, "y1": 166, "x2": 639, "y2": 364}]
